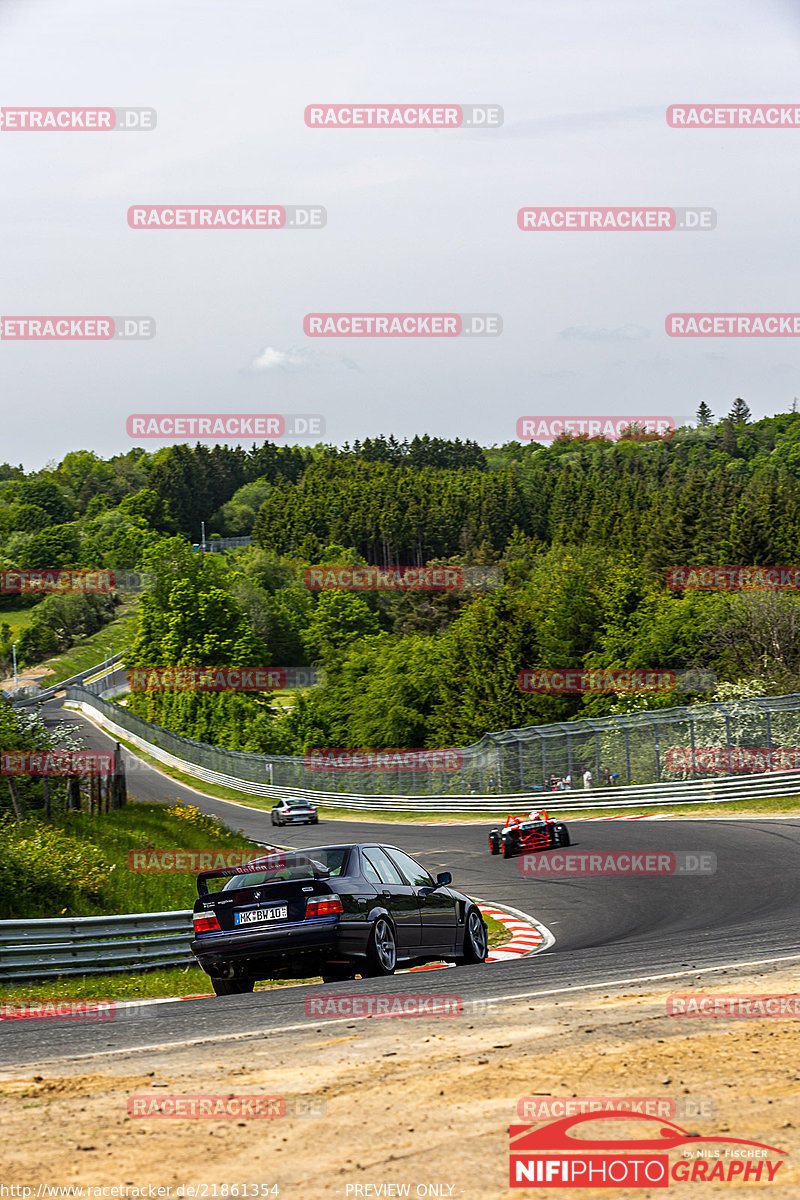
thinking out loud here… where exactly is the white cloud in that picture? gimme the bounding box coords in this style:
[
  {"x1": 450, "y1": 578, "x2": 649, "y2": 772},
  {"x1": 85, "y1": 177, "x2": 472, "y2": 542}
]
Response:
[
  {"x1": 251, "y1": 346, "x2": 311, "y2": 371},
  {"x1": 249, "y1": 345, "x2": 361, "y2": 373}
]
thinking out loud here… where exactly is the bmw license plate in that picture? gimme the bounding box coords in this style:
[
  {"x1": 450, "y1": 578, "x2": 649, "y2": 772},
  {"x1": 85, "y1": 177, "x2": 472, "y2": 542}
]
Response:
[{"x1": 235, "y1": 905, "x2": 288, "y2": 926}]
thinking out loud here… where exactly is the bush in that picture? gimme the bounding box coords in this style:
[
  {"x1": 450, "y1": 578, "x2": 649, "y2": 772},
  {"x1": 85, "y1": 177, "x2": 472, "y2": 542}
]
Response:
[
  {"x1": 17, "y1": 621, "x2": 60, "y2": 664},
  {"x1": 15, "y1": 591, "x2": 117, "y2": 666},
  {"x1": 0, "y1": 817, "x2": 113, "y2": 918}
]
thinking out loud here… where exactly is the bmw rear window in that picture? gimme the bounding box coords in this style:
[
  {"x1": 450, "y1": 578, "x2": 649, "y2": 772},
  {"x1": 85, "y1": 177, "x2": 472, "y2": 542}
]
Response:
[{"x1": 220, "y1": 847, "x2": 349, "y2": 889}]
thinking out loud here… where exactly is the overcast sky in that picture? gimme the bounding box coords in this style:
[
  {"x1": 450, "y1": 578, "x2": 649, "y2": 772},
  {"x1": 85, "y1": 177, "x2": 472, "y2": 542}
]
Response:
[{"x1": 1, "y1": 0, "x2": 799, "y2": 469}]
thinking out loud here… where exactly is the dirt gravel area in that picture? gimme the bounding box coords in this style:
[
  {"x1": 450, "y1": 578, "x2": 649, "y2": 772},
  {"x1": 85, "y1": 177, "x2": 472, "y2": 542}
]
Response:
[{"x1": 1, "y1": 963, "x2": 799, "y2": 1199}]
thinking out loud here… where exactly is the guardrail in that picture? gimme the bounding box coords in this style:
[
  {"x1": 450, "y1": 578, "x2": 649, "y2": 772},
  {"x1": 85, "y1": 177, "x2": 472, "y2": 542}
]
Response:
[
  {"x1": 64, "y1": 690, "x2": 800, "y2": 811},
  {"x1": 247, "y1": 772, "x2": 800, "y2": 811},
  {"x1": 7, "y1": 652, "x2": 126, "y2": 707},
  {"x1": 0, "y1": 911, "x2": 194, "y2": 981},
  {"x1": 1, "y1": 683, "x2": 40, "y2": 702}
]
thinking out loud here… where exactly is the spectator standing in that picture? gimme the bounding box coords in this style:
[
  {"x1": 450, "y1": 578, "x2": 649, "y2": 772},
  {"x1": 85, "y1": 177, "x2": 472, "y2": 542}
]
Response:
[{"x1": 583, "y1": 768, "x2": 592, "y2": 789}]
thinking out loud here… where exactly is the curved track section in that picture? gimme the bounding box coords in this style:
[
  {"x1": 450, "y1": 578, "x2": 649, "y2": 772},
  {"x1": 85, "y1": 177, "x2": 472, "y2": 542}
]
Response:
[{"x1": 5, "y1": 699, "x2": 796, "y2": 1068}]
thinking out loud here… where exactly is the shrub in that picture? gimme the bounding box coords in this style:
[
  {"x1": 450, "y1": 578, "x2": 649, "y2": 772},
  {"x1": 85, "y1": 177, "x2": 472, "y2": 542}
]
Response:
[{"x1": 0, "y1": 817, "x2": 113, "y2": 918}]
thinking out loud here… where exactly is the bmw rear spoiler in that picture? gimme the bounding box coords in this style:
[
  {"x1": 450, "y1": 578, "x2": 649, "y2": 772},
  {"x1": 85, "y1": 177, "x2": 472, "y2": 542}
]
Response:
[{"x1": 197, "y1": 850, "x2": 330, "y2": 896}]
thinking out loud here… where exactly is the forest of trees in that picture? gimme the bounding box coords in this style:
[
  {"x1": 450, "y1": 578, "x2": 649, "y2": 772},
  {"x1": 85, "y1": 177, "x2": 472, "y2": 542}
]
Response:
[{"x1": 5, "y1": 405, "x2": 800, "y2": 754}]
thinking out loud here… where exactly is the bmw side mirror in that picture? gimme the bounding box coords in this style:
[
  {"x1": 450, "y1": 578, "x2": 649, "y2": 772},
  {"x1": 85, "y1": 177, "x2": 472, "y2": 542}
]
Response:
[{"x1": 436, "y1": 872, "x2": 452, "y2": 887}]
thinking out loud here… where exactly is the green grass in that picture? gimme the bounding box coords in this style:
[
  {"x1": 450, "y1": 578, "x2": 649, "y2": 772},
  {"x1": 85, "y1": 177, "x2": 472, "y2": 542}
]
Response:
[
  {"x1": 0, "y1": 801, "x2": 266, "y2": 919},
  {"x1": 0, "y1": 605, "x2": 37, "y2": 638},
  {"x1": 0, "y1": 966, "x2": 316, "y2": 1002},
  {"x1": 39, "y1": 597, "x2": 139, "y2": 683},
  {"x1": 484, "y1": 911, "x2": 510, "y2": 950}
]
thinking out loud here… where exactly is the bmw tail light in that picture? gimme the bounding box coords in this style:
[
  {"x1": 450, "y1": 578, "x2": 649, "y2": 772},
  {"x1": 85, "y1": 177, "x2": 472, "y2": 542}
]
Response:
[
  {"x1": 305, "y1": 896, "x2": 343, "y2": 918},
  {"x1": 193, "y1": 911, "x2": 221, "y2": 934}
]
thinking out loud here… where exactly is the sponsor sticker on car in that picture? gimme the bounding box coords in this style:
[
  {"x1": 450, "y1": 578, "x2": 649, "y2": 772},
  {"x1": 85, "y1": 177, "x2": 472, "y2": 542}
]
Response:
[{"x1": 234, "y1": 905, "x2": 289, "y2": 925}]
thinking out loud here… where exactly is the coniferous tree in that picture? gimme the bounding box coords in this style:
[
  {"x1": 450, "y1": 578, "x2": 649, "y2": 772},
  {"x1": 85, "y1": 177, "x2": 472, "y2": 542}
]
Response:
[{"x1": 729, "y1": 397, "x2": 751, "y2": 424}]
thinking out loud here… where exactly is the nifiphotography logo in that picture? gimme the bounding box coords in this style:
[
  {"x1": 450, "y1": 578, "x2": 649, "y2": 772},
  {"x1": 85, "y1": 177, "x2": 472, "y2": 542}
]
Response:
[{"x1": 508, "y1": 1111, "x2": 787, "y2": 1187}]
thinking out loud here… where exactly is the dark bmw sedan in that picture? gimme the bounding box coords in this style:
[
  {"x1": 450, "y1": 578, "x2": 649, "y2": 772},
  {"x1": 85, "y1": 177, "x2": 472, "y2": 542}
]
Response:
[{"x1": 191, "y1": 843, "x2": 488, "y2": 995}]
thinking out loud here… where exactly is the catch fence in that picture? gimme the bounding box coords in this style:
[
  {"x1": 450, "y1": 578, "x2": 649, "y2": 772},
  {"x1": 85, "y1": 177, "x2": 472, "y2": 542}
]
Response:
[{"x1": 64, "y1": 685, "x2": 800, "y2": 798}]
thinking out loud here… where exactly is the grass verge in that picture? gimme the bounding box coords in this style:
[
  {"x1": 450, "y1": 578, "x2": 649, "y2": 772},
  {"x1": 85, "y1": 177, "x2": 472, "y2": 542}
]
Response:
[
  {"x1": 0, "y1": 966, "x2": 314, "y2": 1002},
  {"x1": 0, "y1": 801, "x2": 266, "y2": 920},
  {"x1": 0, "y1": 604, "x2": 37, "y2": 638}
]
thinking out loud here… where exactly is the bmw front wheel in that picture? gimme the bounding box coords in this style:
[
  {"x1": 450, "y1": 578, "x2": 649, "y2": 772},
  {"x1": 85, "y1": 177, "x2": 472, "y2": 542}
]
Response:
[{"x1": 457, "y1": 907, "x2": 488, "y2": 964}]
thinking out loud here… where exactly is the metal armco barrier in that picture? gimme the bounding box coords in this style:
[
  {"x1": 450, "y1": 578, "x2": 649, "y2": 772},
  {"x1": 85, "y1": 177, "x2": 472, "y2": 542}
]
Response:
[
  {"x1": 246, "y1": 772, "x2": 800, "y2": 811},
  {"x1": 7, "y1": 652, "x2": 126, "y2": 707},
  {"x1": 64, "y1": 691, "x2": 800, "y2": 811},
  {"x1": 0, "y1": 910, "x2": 194, "y2": 981}
]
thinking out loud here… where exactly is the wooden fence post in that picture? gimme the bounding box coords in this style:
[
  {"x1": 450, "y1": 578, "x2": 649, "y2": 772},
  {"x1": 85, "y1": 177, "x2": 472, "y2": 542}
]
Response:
[
  {"x1": 114, "y1": 743, "x2": 127, "y2": 808},
  {"x1": 6, "y1": 777, "x2": 24, "y2": 822},
  {"x1": 68, "y1": 776, "x2": 82, "y2": 812}
]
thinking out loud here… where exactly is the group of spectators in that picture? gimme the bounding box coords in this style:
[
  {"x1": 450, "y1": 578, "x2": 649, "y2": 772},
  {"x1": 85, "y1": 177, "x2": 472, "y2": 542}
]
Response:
[{"x1": 544, "y1": 767, "x2": 621, "y2": 791}]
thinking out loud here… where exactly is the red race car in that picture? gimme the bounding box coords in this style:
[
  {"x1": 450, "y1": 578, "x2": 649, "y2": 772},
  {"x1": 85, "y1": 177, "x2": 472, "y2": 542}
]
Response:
[{"x1": 488, "y1": 810, "x2": 570, "y2": 858}]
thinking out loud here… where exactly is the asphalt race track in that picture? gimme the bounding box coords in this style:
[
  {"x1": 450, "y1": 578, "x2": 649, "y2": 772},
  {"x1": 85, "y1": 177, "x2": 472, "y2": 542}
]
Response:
[{"x1": 3, "y1": 698, "x2": 798, "y2": 1068}]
